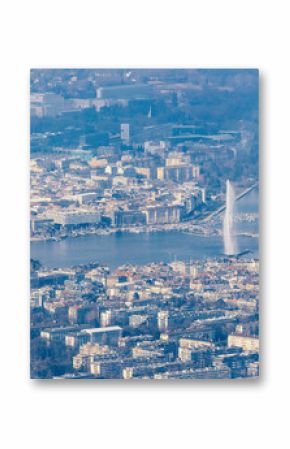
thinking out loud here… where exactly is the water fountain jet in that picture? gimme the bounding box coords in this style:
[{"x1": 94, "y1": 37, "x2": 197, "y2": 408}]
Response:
[{"x1": 223, "y1": 180, "x2": 238, "y2": 256}]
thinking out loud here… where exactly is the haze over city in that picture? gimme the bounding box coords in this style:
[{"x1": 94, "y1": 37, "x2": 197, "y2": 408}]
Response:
[{"x1": 30, "y1": 69, "x2": 259, "y2": 379}]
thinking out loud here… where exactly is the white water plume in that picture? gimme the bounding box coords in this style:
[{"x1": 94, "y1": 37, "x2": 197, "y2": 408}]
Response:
[{"x1": 223, "y1": 180, "x2": 238, "y2": 255}]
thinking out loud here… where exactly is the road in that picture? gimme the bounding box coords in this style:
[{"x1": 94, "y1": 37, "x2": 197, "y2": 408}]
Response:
[{"x1": 195, "y1": 182, "x2": 259, "y2": 224}]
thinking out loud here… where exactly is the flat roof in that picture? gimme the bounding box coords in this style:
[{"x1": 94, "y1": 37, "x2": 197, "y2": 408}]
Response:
[{"x1": 82, "y1": 326, "x2": 122, "y2": 334}]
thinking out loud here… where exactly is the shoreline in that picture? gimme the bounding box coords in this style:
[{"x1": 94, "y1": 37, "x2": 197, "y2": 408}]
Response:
[{"x1": 31, "y1": 184, "x2": 258, "y2": 243}]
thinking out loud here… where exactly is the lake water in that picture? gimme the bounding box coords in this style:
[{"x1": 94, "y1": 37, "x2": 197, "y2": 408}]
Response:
[{"x1": 31, "y1": 188, "x2": 259, "y2": 269}]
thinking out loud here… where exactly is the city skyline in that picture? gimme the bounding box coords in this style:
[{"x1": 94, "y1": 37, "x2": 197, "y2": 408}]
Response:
[{"x1": 30, "y1": 68, "x2": 259, "y2": 379}]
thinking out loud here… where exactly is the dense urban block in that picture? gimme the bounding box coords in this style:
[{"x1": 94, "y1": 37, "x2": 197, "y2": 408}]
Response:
[{"x1": 30, "y1": 69, "x2": 259, "y2": 379}]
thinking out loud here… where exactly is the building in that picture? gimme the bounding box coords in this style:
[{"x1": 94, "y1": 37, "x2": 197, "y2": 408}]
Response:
[
  {"x1": 145, "y1": 205, "x2": 181, "y2": 224},
  {"x1": 129, "y1": 314, "x2": 148, "y2": 328},
  {"x1": 31, "y1": 271, "x2": 70, "y2": 288},
  {"x1": 158, "y1": 311, "x2": 169, "y2": 331},
  {"x1": 68, "y1": 304, "x2": 99, "y2": 325},
  {"x1": 96, "y1": 84, "x2": 153, "y2": 100},
  {"x1": 65, "y1": 332, "x2": 90, "y2": 349},
  {"x1": 30, "y1": 93, "x2": 65, "y2": 117},
  {"x1": 49, "y1": 211, "x2": 101, "y2": 227},
  {"x1": 90, "y1": 359, "x2": 122, "y2": 378},
  {"x1": 228, "y1": 335, "x2": 259, "y2": 352},
  {"x1": 82, "y1": 326, "x2": 122, "y2": 346},
  {"x1": 41, "y1": 326, "x2": 77, "y2": 343},
  {"x1": 114, "y1": 209, "x2": 146, "y2": 227},
  {"x1": 76, "y1": 192, "x2": 100, "y2": 204},
  {"x1": 157, "y1": 165, "x2": 200, "y2": 182},
  {"x1": 120, "y1": 123, "x2": 130, "y2": 145}
]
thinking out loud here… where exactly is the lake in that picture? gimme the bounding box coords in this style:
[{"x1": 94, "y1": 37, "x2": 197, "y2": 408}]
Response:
[{"x1": 31, "y1": 188, "x2": 259, "y2": 269}]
